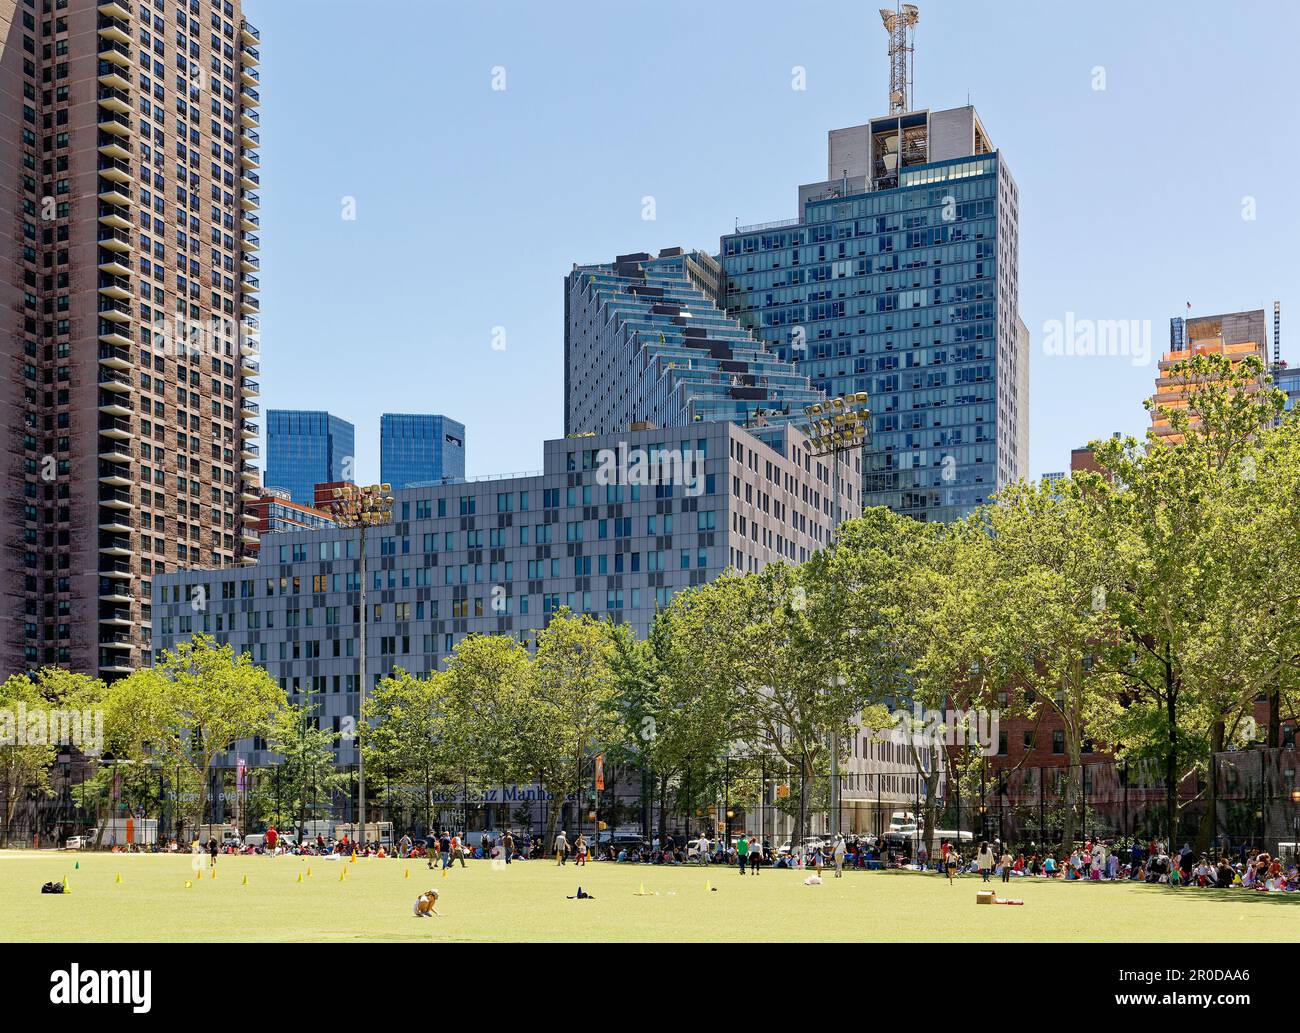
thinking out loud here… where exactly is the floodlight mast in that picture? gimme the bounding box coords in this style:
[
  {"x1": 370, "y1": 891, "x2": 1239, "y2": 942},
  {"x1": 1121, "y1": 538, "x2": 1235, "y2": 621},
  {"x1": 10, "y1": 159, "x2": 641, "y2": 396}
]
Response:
[
  {"x1": 797, "y1": 393, "x2": 871, "y2": 843},
  {"x1": 323, "y1": 483, "x2": 395, "y2": 845}
]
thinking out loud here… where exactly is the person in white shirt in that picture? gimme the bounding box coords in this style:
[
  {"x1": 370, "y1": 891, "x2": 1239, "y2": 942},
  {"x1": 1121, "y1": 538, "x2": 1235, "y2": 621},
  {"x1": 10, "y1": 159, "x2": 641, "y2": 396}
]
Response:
[{"x1": 832, "y1": 836, "x2": 847, "y2": 878}]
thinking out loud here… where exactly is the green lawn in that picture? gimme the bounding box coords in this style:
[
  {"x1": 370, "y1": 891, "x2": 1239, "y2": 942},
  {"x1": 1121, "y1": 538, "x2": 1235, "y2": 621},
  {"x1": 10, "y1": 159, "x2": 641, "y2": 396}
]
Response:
[{"x1": 3, "y1": 850, "x2": 1295, "y2": 942}]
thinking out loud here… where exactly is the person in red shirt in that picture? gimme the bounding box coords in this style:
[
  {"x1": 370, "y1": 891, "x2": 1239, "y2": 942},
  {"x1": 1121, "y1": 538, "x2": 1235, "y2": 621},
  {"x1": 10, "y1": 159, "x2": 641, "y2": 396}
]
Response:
[{"x1": 266, "y1": 826, "x2": 278, "y2": 852}]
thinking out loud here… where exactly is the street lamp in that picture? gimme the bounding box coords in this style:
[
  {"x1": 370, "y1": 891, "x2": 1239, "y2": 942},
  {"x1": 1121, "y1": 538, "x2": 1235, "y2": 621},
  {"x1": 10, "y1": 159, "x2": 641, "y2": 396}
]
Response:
[
  {"x1": 796, "y1": 392, "x2": 871, "y2": 843},
  {"x1": 322, "y1": 482, "x2": 394, "y2": 845}
]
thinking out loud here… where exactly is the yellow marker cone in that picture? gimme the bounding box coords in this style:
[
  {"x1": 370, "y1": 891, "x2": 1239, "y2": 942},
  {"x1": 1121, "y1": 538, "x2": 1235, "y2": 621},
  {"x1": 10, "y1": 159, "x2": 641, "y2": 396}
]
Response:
[
  {"x1": 704, "y1": 880, "x2": 711, "y2": 892},
  {"x1": 306, "y1": 868, "x2": 312, "y2": 877},
  {"x1": 404, "y1": 869, "x2": 410, "y2": 879},
  {"x1": 115, "y1": 873, "x2": 122, "y2": 885},
  {"x1": 339, "y1": 870, "x2": 346, "y2": 882},
  {"x1": 242, "y1": 874, "x2": 248, "y2": 886},
  {"x1": 185, "y1": 880, "x2": 193, "y2": 889},
  {"x1": 297, "y1": 873, "x2": 303, "y2": 883},
  {"x1": 350, "y1": 852, "x2": 356, "y2": 863},
  {"x1": 639, "y1": 883, "x2": 646, "y2": 895}
]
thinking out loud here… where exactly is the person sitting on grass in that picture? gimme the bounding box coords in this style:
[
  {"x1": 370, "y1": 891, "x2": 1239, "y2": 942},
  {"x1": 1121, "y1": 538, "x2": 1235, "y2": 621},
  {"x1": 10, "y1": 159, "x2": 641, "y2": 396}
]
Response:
[
  {"x1": 1042, "y1": 854, "x2": 1057, "y2": 877},
  {"x1": 413, "y1": 888, "x2": 441, "y2": 918}
]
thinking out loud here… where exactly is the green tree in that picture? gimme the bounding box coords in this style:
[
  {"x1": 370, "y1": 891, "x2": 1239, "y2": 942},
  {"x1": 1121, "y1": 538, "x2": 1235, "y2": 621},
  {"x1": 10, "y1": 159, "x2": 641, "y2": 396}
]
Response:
[{"x1": 105, "y1": 635, "x2": 286, "y2": 830}]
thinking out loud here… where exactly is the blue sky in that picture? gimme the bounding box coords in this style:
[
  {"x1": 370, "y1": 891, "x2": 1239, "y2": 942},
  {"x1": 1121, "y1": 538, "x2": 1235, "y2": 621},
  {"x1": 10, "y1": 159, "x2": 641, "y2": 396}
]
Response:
[{"x1": 250, "y1": 0, "x2": 1300, "y2": 482}]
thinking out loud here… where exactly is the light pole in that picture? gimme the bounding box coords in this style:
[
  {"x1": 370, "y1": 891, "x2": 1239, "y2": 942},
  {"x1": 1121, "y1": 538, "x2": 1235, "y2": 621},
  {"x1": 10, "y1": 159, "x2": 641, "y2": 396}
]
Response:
[
  {"x1": 796, "y1": 392, "x2": 870, "y2": 843},
  {"x1": 323, "y1": 482, "x2": 394, "y2": 847}
]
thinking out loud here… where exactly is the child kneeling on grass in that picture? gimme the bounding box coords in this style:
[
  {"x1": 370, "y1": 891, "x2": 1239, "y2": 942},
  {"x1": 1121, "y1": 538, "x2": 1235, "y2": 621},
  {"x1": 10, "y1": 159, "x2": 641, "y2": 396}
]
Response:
[{"x1": 413, "y1": 889, "x2": 441, "y2": 917}]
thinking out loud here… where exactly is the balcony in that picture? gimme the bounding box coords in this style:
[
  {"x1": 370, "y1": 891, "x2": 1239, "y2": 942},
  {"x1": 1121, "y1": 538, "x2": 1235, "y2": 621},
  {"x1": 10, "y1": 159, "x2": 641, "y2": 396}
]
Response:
[
  {"x1": 240, "y1": 169, "x2": 260, "y2": 190},
  {"x1": 98, "y1": 38, "x2": 132, "y2": 68},
  {"x1": 241, "y1": 357, "x2": 260, "y2": 375},
  {"x1": 98, "y1": 489, "x2": 134, "y2": 511},
  {"x1": 241, "y1": 462, "x2": 259, "y2": 482},
  {"x1": 98, "y1": 1, "x2": 133, "y2": 18},
  {"x1": 241, "y1": 487, "x2": 261, "y2": 503},
  {"x1": 242, "y1": 211, "x2": 260, "y2": 231},
  {"x1": 240, "y1": 419, "x2": 259, "y2": 438},
  {"x1": 99, "y1": 609, "x2": 134, "y2": 626},
  {"x1": 97, "y1": 203, "x2": 132, "y2": 231},
  {"x1": 241, "y1": 126, "x2": 260, "y2": 149},
  {"x1": 97, "y1": 274, "x2": 132, "y2": 300},
  {"x1": 98, "y1": 582, "x2": 134, "y2": 603},
  {"x1": 241, "y1": 65, "x2": 260, "y2": 87},
  {"x1": 97, "y1": 60, "x2": 131, "y2": 91},
  {"x1": 100, "y1": 558, "x2": 133, "y2": 576},
  {"x1": 97, "y1": 183, "x2": 132, "y2": 207},
  {"x1": 97, "y1": 297, "x2": 132, "y2": 322},
  {"x1": 242, "y1": 43, "x2": 260, "y2": 65},
  {"x1": 241, "y1": 378, "x2": 260, "y2": 396},
  {"x1": 98, "y1": 658, "x2": 135, "y2": 675},
  {"x1": 97, "y1": 395, "x2": 134, "y2": 417},
  {"x1": 241, "y1": 20, "x2": 261, "y2": 44},
  {"x1": 98, "y1": 415, "x2": 133, "y2": 440},
  {"x1": 97, "y1": 342, "x2": 132, "y2": 368},
  {"x1": 241, "y1": 150, "x2": 261, "y2": 169},
  {"x1": 98, "y1": 156, "x2": 132, "y2": 184},
  {"x1": 97, "y1": 17, "x2": 131, "y2": 46},
  {"x1": 99, "y1": 535, "x2": 133, "y2": 557},
  {"x1": 242, "y1": 189, "x2": 260, "y2": 210},
  {"x1": 97, "y1": 135, "x2": 131, "y2": 162},
  {"x1": 98, "y1": 108, "x2": 132, "y2": 137},
  {"x1": 242, "y1": 232, "x2": 260, "y2": 251},
  {"x1": 241, "y1": 400, "x2": 259, "y2": 419},
  {"x1": 241, "y1": 274, "x2": 260, "y2": 294},
  {"x1": 97, "y1": 85, "x2": 131, "y2": 115},
  {"x1": 241, "y1": 253, "x2": 260, "y2": 272},
  {"x1": 98, "y1": 443, "x2": 132, "y2": 463},
  {"x1": 97, "y1": 226, "x2": 131, "y2": 252},
  {"x1": 98, "y1": 368, "x2": 132, "y2": 393},
  {"x1": 241, "y1": 296, "x2": 260, "y2": 314},
  {"x1": 241, "y1": 509, "x2": 260, "y2": 524},
  {"x1": 242, "y1": 442, "x2": 260, "y2": 459},
  {"x1": 98, "y1": 326, "x2": 132, "y2": 353}
]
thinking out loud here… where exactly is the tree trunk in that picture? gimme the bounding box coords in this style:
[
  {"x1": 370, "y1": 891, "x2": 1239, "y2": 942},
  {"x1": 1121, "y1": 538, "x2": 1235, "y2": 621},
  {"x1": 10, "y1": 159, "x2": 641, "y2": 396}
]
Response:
[
  {"x1": 1164, "y1": 656, "x2": 1179, "y2": 850},
  {"x1": 922, "y1": 747, "x2": 940, "y2": 861},
  {"x1": 1194, "y1": 720, "x2": 1224, "y2": 855},
  {"x1": 1060, "y1": 746, "x2": 1080, "y2": 856},
  {"x1": 656, "y1": 772, "x2": 669, "y2": 847}
]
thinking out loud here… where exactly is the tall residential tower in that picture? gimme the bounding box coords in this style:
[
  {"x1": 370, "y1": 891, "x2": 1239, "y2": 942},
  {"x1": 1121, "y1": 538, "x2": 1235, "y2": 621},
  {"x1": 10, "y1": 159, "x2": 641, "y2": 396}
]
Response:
[{"x1": 0, "y1": 0, "x2": 264, "y2": 675}]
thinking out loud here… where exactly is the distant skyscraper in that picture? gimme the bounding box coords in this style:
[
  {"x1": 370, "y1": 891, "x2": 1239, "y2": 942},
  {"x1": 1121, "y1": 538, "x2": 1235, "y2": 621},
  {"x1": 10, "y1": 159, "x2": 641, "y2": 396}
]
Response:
[
  {"x1": 564, "y1": 248, "x2": 825, "y2": 439},
  {"x1": 719, "y1": 103, "x2": 1029, "y2": 522},
  {"x1": 380, "y1": 413, "x2": 465, "y2": 488},
  {"x1": 266, "y1": 411, "x2": 354, "y2": 504}
]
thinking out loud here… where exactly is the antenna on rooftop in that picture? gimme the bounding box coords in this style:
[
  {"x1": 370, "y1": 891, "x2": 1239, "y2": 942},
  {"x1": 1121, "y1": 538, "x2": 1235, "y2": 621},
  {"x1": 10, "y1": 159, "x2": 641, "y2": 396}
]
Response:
[
  {"x1": 879, "y1": 3, "x2": 920, "y2": 114},
  {"x1": 1273, "y1": 300, "x2": 1281, "y2": 368}
]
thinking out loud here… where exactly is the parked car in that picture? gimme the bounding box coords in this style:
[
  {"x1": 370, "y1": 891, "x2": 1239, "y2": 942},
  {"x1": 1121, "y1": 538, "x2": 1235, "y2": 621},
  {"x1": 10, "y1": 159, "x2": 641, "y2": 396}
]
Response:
[{"x1": 63, "y1": 835, "x2": 87, "y2": 851}]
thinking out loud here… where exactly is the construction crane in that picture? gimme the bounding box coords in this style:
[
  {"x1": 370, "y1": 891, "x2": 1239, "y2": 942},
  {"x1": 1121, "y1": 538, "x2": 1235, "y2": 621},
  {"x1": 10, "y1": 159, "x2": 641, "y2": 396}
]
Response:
[{"x1": 879, "y1": 3, "x2": 920, "y2": 114}]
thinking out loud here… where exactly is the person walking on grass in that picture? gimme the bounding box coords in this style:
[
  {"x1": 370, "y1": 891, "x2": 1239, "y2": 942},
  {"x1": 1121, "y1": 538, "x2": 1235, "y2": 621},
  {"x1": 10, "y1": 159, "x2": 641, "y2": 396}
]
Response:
[
  {"x1": 749, "y1": 836, "x2": 763, "y2": 875},
  {"x1": 554, "y1": 829, "x2": 569, "y2": 865},
  {"x1": 736, "y1": 833, "x2": 749, "y2": 875},
  {"x1": 1000, "y1": 847, "x2": 1013, "y2": 883},
  {"x1": 832, "y1": 835, "x2": 847, "y2": 878},
  {"x1": 977, "y1": 841, "x2": 995, "y2": 882},
  {"x1": 574, "y1": 833, "x2": 587, "y2": 867}
]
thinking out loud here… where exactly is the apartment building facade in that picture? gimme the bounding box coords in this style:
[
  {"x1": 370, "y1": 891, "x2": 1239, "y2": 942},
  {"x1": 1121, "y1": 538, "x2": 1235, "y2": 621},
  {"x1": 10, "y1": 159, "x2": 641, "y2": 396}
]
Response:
[
  {"x1": 152, "y1": 421, "x2": 860, "y2": 770},
  {"x1": 0, "y1": 0, "x2": 262, "y2": 675}
]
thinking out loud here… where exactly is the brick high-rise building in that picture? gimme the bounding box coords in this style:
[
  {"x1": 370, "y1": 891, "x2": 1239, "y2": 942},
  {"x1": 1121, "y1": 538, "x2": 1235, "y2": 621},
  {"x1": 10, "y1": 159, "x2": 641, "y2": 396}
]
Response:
[{"x1": 0, "y1": 0, "x2": 264, "y2": 677}]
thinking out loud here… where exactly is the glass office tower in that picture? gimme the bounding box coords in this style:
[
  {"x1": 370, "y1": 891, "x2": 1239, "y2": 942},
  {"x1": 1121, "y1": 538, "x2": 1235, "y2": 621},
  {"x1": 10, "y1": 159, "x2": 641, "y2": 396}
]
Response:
[
  {"x1": 380, "y1": 413, "x2": 466, "y2": 488},
  {"x1": 720, "y1": 106, "x2": 1029, "y2": 522},
  {"x1": 265, "y1": 410, "x2": 355, "y2": 505}
]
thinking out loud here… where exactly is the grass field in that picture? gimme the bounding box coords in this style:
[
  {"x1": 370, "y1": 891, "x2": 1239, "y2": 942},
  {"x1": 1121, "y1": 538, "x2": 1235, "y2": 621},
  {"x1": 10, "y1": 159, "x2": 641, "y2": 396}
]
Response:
[{"x1": 3, "y1": 850, "x2": 1295, "y2": 942}]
